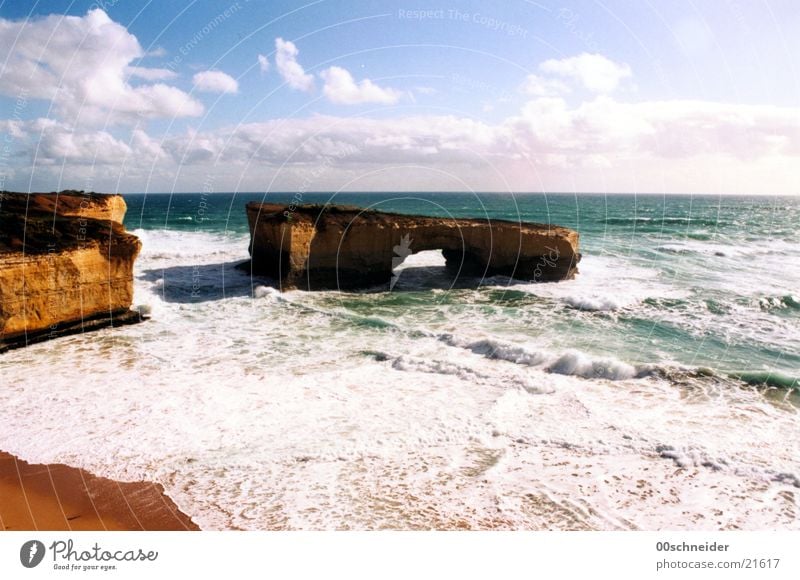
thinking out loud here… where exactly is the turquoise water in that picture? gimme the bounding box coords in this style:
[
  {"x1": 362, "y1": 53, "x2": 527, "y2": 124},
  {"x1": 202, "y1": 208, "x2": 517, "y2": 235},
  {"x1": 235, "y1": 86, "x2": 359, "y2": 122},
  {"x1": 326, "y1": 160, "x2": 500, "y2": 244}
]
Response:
[{"x1": 123, "y1": 192, "x2": 800, "y2": 388}]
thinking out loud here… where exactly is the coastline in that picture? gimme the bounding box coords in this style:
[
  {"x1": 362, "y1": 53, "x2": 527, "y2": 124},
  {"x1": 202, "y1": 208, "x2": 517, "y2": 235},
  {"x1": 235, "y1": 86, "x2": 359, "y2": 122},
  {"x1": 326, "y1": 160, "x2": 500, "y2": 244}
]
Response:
[{"x1": 0, "y1": 451, "x2": 198, "y2": 531}]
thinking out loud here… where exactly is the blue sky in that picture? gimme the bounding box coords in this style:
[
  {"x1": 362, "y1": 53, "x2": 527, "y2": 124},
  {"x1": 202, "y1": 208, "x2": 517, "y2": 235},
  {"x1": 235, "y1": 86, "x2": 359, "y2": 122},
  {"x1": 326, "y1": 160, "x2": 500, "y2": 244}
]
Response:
[{"x1": 1, "y1": 0, "x2": 799, "y2": 193}]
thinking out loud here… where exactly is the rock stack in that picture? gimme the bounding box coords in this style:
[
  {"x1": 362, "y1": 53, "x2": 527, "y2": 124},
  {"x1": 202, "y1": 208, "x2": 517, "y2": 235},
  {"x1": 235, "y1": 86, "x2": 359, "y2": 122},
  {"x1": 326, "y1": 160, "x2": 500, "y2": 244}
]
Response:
[{"x1": 0, "y1": 191, "x2": 142, "y2": 352}]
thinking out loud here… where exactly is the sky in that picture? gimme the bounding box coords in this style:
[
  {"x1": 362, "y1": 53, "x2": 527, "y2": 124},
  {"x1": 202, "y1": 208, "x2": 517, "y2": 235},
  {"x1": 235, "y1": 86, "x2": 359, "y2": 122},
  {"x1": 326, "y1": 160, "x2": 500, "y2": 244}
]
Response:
[{"x1": 0, "y1": 0, "x2": 799, "y2": 194}]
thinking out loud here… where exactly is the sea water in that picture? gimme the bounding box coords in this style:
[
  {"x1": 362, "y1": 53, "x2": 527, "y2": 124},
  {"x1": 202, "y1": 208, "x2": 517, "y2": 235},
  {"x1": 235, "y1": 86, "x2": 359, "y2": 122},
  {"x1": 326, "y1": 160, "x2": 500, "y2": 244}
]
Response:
[{"x1": 0, "y1": 192, "x2": 798, "y2": 530}]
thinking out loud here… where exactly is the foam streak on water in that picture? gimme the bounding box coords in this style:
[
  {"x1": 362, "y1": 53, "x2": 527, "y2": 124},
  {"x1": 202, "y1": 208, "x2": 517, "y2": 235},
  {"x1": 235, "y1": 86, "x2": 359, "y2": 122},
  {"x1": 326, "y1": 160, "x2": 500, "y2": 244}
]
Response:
[{"x1": 1, "y1": 193, "x2": 799, "y2": 530}]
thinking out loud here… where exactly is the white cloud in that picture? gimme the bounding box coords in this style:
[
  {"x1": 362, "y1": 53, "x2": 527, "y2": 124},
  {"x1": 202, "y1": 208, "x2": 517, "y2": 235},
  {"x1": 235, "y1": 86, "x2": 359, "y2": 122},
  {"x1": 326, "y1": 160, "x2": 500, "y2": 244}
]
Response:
[
  {"x1": 274, "y1": 37, "x2": 314, "y2": 92},
  {"x1": 161, "y1": 101, "x2": 794, "y2": 193},
  {"x1": 6, "y1": 96, "x2": 800, "y2": 194},
  {"x1": 193, "y1": 70, "x2": 239, "y2": 94},
  {"x1": 522, "y1": 74, "x2": 571, "y2": 97},
  {"x1": 130, "y1": 128, "x2": 168, "y2": 161},
  {"x1": 145, "y1": 47, "x2": 167, "y2": 57},
  {"x1": 4, "y1": 89, "x2": 799, "y2": 191},
  {"x1": 540, "y1": 53, "x2": 632, "y2": 93},
  {"x1": 0, "y1": 96, "x2": 800, "y2": 193},
  {"x1": 320, "y1": 66, "x2": 401, "y2": 105},
  {"x1": 7, "y1": 118, "x2": 164, "y2": 166},
  {"x1": 257, "y1": 54, "x2": 270, "y2": 73},
  {"x1": 153, "y1": 97, "x2": 800, "y2": 170},
  {"x1": 507, "y1": 96, "x2": 800, "y2": 163},
  {"x1": 0, "y1": 9, "x2": 203, "y2": 124},
  {"x1": 0, "y1": 119, "x2": 26, "y2": 138},
  {"x1": 39, "y1": 128, "x2": 132, "y2": 164},
  {"x1": 126, "y1": 66, "x2": 177, "y2": 81}
]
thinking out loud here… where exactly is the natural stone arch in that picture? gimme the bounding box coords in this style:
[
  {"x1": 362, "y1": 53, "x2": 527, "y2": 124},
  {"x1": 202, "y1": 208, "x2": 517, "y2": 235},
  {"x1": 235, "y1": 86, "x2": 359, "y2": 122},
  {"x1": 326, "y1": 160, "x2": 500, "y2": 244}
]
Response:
[{"x1": 246, "y1": 203, "x2": 580, "y2": 290}]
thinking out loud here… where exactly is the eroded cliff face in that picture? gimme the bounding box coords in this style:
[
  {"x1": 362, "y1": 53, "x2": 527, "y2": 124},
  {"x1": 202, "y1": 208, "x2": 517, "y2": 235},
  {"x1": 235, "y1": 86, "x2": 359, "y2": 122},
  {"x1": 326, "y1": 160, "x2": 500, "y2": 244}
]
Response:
[
  {"x1": 246, "y1": 203, "x2": 580, "y2": 290},
  {"x1": 0, "y1": 191, "x2": 142, "y2": 351}
]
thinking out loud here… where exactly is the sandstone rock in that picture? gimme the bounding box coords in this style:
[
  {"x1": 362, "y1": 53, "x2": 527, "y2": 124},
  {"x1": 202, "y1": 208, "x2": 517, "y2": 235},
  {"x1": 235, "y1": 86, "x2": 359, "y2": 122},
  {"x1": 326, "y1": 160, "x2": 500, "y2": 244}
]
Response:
[
  {"x1": 246, "y1": 203, "x2": 580, "y2": 290},
  {"x1": 0, "y1": 191, "x2": 142, "y2": 351}
]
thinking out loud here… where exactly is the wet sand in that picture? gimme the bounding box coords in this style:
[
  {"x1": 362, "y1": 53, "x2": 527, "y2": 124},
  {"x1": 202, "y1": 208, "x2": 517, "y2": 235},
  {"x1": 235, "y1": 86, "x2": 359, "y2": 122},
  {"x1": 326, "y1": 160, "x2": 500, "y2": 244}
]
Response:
[{"x1": 0, "y1": 451, "x2": 198, "y2": 531}]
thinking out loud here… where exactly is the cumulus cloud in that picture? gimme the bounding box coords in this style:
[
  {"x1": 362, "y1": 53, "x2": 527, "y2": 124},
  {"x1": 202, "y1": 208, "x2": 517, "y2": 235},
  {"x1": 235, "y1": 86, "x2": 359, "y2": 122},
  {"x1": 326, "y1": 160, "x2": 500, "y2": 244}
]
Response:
[
  {"x1": 193, "y1": 70, "x2": 239, "y2": 94},
  {"x1": 152, "y1": 97, "x2": 799, "y2": 172},
  {"x1": 126, "y1": 66, "x2": 177, "y2": 81},
  {"x1": 506, "y1": 96, "x2": 800, "y2": 167},
  {"x1": 2, "y1": 18, "x2": 799, "y2": 196},
  {"x1": 320, "y1": 66, "x2": 401, "y2": 105},
  {"x1": 201, "y1": 115, "x2": 501, "y2": 163},
  {"x1": 4, "y1": 118, "x2": 167, "y2": 167},
  {"x1": 150, "y1": 100, "x2": 799, "y2": 193},
  {"x1": 39, "y1": 128, "x2": 132, "y2": 164},
  {"x1": 274, "y1": 37, "x2": 314, "y2": 92},
  {"x1": 0, "y1": 9, "x2": 203, "y2": 124},
  {"x1": 257, "y1": 54, "x2": 270, "y2": 73},
  {"x1": 6, "y1": 97, "x2": 800, "y2": 189},
  {"x1": 539, "y1": 53, "x2": 632, "y2": 93},
  {"x1": 522, "y1": 74, "x2": 571, "y2": 97}
]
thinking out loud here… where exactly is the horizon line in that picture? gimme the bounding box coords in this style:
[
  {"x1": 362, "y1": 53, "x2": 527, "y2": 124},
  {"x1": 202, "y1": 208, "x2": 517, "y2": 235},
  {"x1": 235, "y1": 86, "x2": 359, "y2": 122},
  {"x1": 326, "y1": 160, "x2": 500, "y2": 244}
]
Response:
[{"x1": 111, "y1": 190, "x2": 798, "y2": 197}]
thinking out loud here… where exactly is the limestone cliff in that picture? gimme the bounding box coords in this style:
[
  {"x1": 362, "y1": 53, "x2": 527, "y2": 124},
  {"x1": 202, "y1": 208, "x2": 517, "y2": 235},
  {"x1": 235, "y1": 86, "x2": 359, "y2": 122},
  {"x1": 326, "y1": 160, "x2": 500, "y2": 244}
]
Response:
[
  {"x1": 246, "y1": 203, "x2": 580, "y2": 290},
  {"x1": 0, "y1": 191, "x2": 142, "y2": 351}
]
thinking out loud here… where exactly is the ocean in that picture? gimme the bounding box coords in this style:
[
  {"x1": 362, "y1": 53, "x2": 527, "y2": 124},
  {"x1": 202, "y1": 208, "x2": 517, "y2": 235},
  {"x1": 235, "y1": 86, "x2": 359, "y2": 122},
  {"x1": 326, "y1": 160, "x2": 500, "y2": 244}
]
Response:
[{"x1": 1, "y1": 192, "x2": 798, "y2": 530}]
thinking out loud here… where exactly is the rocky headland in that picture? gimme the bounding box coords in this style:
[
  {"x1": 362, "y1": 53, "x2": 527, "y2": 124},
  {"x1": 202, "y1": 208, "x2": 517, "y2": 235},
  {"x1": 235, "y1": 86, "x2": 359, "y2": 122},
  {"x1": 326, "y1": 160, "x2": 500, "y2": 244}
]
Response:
[
  {"x1": 246, "y1": 203, "x2": 580, "y2": 290},
  {"x1": 0, "y1": 191, "x2": 142, "y2": 352}
]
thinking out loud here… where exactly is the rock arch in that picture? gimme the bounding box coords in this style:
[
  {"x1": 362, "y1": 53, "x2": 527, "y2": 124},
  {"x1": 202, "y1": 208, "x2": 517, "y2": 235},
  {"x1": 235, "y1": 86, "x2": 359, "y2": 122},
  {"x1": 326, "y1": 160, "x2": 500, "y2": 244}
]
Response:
[{"x1": 246, "y1": 203, "x2": 580, "y2": 290}]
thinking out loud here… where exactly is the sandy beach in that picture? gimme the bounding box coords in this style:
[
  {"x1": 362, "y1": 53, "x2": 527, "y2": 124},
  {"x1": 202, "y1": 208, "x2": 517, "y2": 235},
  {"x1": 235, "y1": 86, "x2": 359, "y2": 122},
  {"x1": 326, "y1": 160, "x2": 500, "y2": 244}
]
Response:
[{"x1": 0, "y1": 451, "x2": 197, "y2": 531}]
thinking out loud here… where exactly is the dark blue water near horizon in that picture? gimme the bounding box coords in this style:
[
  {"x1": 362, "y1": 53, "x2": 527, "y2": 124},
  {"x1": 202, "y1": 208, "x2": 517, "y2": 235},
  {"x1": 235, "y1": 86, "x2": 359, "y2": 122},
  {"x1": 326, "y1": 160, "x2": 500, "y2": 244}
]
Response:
[{"x1": 122, "y1": 191, "x2": 798, "y2": 239}]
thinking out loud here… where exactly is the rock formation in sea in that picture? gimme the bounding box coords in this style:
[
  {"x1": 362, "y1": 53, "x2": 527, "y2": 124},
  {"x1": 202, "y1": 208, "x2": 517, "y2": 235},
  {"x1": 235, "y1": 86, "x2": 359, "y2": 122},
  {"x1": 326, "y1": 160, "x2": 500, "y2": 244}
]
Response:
[
  {"x1": 0, "y1": 191, "x2": 142, "y2": 352},
  {"x1": 246, "y1": 203, "x2": 581, "y2": 290}
]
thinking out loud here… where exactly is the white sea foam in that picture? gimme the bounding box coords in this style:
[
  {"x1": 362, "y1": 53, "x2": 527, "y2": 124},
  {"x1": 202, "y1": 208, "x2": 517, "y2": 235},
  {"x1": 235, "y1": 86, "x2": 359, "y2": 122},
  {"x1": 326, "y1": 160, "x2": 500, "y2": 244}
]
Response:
[
  {"x1": 254, "y1": 285, "x2": 280, "y2": 299},
  {"x1": 438, "y1": 334, "x2": 646, "y2": 381},
  {"x1": 442, "y1": 335, "x2": 549, "y2": 367},
  {"x1": 547, "y1": 349, "x2": 638, "y2": 380},
  {"x1": 562, "y1": 295, "x2": 624, "y2": 312},
  {"x1": 655, "y1": 238, "x2": 798, "y2": 260},
  {"x1": 390, "y1": 354, "x2": 555, "y2": 395},
  {"x1": 490, "y1": 255, "x2": 688, "y2": 312},
  {"x1": 132, "y1": 228, "x2": 249, "y2": 262},
  {"x1": 757, "y1": 295, "x2": 800, "y2": 311}
]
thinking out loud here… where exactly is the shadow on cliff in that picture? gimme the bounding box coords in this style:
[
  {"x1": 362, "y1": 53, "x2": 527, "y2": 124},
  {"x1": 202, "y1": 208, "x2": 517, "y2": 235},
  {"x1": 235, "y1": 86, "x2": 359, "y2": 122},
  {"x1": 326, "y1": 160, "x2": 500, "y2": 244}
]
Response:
[{"x1": 139, "y1": 261, "x2": 278, "y2": 303}]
